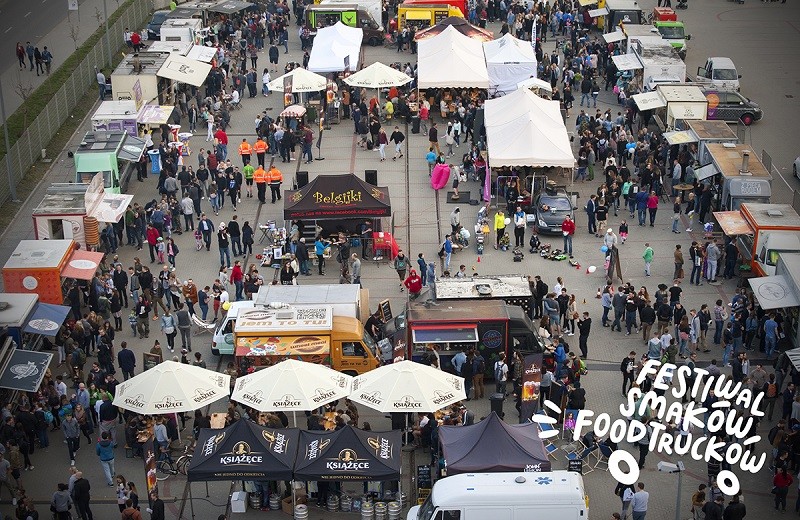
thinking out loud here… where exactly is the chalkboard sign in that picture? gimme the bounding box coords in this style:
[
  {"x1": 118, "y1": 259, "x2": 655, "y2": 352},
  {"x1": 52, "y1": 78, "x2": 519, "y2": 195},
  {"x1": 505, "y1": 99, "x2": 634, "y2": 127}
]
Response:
[
  {"x1": 417, "y1": 465, "x2": 432, "y2": 505},
  {"x1": 378, "y1": 299, "x2": 392, "y2": 324},
  {"x1": 568, "y1": 459, "x2": 583, "y2": 474},
  {"x1": 142, "y1": 352, "x2": 162, "y2": 372}
]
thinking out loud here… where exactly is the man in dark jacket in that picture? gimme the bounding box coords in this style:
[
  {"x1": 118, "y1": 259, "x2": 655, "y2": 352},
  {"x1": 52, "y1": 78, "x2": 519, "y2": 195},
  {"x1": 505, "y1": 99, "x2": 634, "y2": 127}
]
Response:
[
  {"x1": 723, "y1": 494, "x2": 746, "y2": 520},
  {"x1": 117, "y1": 341, "x2": 136, "y2": 381},
  {"x1": 577, "y1": 312, "x2": 592, "y2": 359},
  {"x1": 72, "y1": 470, "x2": 93, "y2": 520},
  {"x1": 112, "y1": 264, "x2": 129, "y2": 308},
  {"x1": 14, "y1": 406, "x2": 37, "y2": 457},
  {"x1": 98, "y1": 396, "x2": 118, "y2": 446},
  {"x1": 149, "y1": 490, "x2": 165, "y2": 520},
  {"x1": 296, "y1": 238, "x2": 310, "y2": 276}
]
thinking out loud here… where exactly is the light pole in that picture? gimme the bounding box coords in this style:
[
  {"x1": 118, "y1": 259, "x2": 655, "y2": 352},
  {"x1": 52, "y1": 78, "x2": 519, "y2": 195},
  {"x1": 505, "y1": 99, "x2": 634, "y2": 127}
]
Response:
[
  {"x1": 103, "y1": 0, "x2": 112, "y2": 69},
  {"x1": 658, "y1": 460, "x2": 685, "y2": 520},
  {"x1": 0, "y1": 81, "x2": 19, "y2": 202}
]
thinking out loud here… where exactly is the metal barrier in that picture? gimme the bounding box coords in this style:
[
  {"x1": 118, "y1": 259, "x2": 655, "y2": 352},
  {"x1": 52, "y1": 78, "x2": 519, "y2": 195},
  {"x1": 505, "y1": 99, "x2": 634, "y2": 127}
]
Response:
[
  {"x1": 762, "y1": 149, "x2": 800, "y2": 213},
  {"x1": 0, "y1": 0, "x2": 151, "y2": 206}
]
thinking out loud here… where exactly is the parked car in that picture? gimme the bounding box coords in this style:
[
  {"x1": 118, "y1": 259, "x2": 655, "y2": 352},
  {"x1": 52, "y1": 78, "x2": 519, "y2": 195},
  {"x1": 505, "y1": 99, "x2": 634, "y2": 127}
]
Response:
[
  {"x1": 147, "y1": 10, "x2": 171, "y2": 40},
  {"x1": 527, "y1": 184, "x2": 575, "y2": 234},
  {"x1": 702, "y1": 89, "x2": 763, "y2": 126},
  {"x1": 793, "y1": 156, "x2": 800, "y2": 179}
]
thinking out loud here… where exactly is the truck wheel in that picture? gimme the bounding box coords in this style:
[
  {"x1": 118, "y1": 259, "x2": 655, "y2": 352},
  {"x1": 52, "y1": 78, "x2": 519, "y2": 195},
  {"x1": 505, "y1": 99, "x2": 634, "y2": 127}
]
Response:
[
  {"x1": 740, "y1": 114, "x2": 754, "y2": 126},
  {"x1": 211, "y1": 348, "x2": 220, "y2": 356}
]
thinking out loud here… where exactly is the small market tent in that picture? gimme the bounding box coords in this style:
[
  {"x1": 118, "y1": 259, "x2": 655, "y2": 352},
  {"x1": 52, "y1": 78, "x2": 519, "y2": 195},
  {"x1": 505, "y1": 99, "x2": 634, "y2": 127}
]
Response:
[
  {"x1": 418, "y1": 25, "x2": 489, "y2": 89},
  {"x1": 267, "y1": 67, "x2": 327, "y2": 93},
  {"x1": 483, "y1": 34, "x2": 538, "y2": 94},
  {"x1": 414, "y1": 16, "x2": 494, "y2": 42},
  {"x1": 188, "y1": 419, "x2": 299, "y2": 481},
  {"x1": 308, "y1": 22, "x2": 363, "y2": 73},
  {"x1": 294, "y1": 425, "x2": 401, "y2": 481},
  {"x1": 283, "y1": 174, "x2": 391, "y2": 220},
  {"x1": 484, "y1": 87, "x2": 574, "y2": 168},
  {"x1": 439, "y1": 412, "x2": 552, "y2": 474}
]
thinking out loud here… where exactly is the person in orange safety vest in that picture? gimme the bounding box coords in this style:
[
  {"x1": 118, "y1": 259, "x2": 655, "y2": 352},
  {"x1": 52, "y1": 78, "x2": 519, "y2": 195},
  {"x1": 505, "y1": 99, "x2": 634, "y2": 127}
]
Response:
[
  {"x1": 238, "y1": 138, "x2": 252, "y2": 166},
  {"x1": 253, "y1": 137, "x2": 268, "y2": 168},
  {"x1": 254, "y1": 165, "x2": 267, "y2": 203},
  {"x1": 267, "y1": 165, "x2": 283, "y2": 204}
]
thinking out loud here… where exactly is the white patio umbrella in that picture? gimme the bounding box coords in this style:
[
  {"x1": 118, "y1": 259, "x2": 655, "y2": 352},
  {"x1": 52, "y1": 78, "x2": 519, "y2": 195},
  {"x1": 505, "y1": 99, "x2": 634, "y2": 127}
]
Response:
[
  {"x1": 231, "y1": 359, "x2": 353, "y2": 414},
  {"x1": 343, "y1": 62, "x2": 412, "y2": 89},
  {"x1": 267, "y1": 67, "x2": 327, "y2": 93},
  {"x1": 112, "y1": 360, "x2": 230, "y2": 415},
  {"x1": 349, "y1": 360, "x2": 466, "y2": 413}
]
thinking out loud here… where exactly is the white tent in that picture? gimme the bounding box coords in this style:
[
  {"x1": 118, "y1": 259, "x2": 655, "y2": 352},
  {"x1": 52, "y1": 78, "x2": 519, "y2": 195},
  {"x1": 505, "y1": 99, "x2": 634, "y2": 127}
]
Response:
[
  {"x1": 418, "y1": 25, "x2": 489, "y2": 89},
  {"x1": 308, "y1": 22, "x2": 363, "y2": 73},
  {"x1": 267, "y1": 67, "x2": 327, "y2": 93},
  {"x1": 484, "y1": 87, "x2": 574, "y2": 168},
  {"x1": 483, "y1": 33, "x2": 538, "y2": 94}
]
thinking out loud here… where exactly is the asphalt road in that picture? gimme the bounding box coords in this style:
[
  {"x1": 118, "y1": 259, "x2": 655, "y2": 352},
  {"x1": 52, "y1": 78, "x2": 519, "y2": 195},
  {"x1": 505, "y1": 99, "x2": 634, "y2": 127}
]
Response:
[
  {"x1": 0, "y1": 0, "x2": 83, "y2": 74},
  {"x1": 676, "y1": 0, "x2": 800, "y2": 181}
]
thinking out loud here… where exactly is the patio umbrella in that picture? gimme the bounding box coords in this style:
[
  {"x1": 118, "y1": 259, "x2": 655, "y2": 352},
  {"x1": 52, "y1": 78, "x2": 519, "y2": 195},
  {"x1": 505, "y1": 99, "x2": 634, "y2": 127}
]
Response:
[
  {"x1": 112, "y1": 360, "x2": 230, "y2": 415},
  {"x1": 231, "y1": 359, "x2": 352, "y2": 413},
  {"x1": 343, "y1": 62, "x2": 412, "y2": 89},
  {"x1": 279, "y1": 104, "x2": 307, "y2": 118},
  {"x1": 349, "y1": 360, "x2": 466, "y2": 413},
  {"x1": 267, "y1": 67, "x2": 327, "y2": 93}
]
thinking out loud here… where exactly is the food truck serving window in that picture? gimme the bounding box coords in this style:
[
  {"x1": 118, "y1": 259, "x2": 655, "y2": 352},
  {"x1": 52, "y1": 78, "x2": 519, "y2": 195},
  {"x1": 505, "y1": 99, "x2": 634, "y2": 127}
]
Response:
[{"x1": 411, "y1": 325, "x2": 479, "y2": 344}]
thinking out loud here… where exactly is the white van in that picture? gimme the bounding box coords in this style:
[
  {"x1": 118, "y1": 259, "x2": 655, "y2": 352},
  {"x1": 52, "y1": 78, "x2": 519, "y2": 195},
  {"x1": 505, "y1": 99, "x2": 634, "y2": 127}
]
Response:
[
  {"x1": 696, "y1": 57, "x2": 741, "y2": 91},
  {"x1": 211, "y1": 300, "x2": 255, "y2": 356},
  {"x1": 407, "y1": 471, "x2": 588, "y2": 520}
]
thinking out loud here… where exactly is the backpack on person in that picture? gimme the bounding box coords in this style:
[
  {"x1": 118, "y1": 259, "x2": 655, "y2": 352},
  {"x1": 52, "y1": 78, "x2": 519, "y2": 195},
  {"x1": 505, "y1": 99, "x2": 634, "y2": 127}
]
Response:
[
  {"x1": 494, "y1": 361, "x2": 505, "y2": 381},
  {"x1": 476, "y1": 356, "x2": 486, "y2": 374},
  {"x1": 766, "y1": 382, "x2": 778, "y2": 398}
]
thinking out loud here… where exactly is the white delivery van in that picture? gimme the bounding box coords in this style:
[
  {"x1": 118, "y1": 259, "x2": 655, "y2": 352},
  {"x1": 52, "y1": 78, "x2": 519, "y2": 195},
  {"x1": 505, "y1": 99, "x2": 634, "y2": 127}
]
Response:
[
  {"x1": 407, "y1": 471, "x2": 588, "y2": 520},
  {"x1": 695, "y1": 57, "x2": 740, "y2": 91}
]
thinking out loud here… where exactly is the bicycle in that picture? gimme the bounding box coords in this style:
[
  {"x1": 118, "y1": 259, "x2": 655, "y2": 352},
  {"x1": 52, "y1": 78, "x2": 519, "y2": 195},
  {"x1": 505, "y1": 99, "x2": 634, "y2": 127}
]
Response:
[{"x1": 155, "y1": 442, "x2": 193, "y2": 481}]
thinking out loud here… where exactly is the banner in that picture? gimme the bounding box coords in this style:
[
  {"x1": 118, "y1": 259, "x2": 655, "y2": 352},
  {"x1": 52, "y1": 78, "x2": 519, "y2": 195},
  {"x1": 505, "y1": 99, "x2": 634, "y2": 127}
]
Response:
[
  {"x1": 143, "y1": 435, "x2": 158, "y2": 508},
  {"x1": 520, "y1": 354, "x2": 543, "y2": 421},
  {"x1": 0, "y1": 350, "x2": 53, "y2": 392},
  {"x1": 283, "y1": 75, "x2": 293, "y2": 107}
]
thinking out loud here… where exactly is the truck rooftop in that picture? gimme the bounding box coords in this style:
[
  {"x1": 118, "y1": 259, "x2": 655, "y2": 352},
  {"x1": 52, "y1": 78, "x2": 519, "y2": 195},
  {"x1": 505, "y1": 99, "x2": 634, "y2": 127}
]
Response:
[
  {"x1": 435, "y1": 276, "x2": 532, "y2": 300},
  {"x1": 707, "y1": 143, "x2": 771, "y2": 179}
]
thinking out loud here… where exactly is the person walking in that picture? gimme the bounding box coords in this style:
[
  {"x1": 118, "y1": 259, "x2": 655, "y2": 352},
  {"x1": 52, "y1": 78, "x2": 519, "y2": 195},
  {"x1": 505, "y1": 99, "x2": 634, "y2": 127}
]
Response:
[
  {"x1": 642, "y1": 243, "x2": 653, "y2": 276},
  {"x1": 674, "y1": 245, "x2": 684, "y2": 283},
  {"x1": 117, "y1": 342, "x2": 135, "y2": 380},
  {"x1": 615, "y1": 482, "x2": 635, "y2": 520},
  {"x1": 494, "y1": 353, "x2": 508, "y2": 395},
  {"x1": 393, "y1": 250, "x2": 409, "y2": 291},
  {"x1": 773, "y1": 468, "x2": 792, "y2": 511},
  {"x1": 646, "y1": 191, "x2": 658, "y2": 227},
  {"x1": 577, "y1": 312, "x2": 591, "y2": 359},
  {"x1": 61, "y1": 411, "x2": 80, "y2": 466},
  {"x1": 267, "y1": 164, "x2": 283, "y2": 204},
  {"x1": 149, "y1": 490, "x2": 165, "y2": 520},
  {"x1": 95, "y1": 432, "x2": 116, "y2": 487},
  {"x1": 350, "y1": 254, "x2": 362, "y2": 286},
  {"x1": 631, "y1": 482, "x2": 649, "y2": 520},
  {"x1": 72, "y1": 471, "x2": 93, "y2": 520},
  {"x1": 390, "y1": 126, "x2": 405, "y2": 160},
  {"x1": 51, "y1": 483, "x2": 74, "y2": 520},
  {"x1": 160, "y1": 310, "x2": 177, "y2": 352}
]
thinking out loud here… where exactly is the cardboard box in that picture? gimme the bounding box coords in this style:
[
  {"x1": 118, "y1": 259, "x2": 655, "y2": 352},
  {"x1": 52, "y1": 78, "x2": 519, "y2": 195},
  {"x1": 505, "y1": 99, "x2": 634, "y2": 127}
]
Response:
[
  {"x1": 282, "y1": 494, "x2": 308, "y2": 515},
  {"x1": 231, "y1": 491, "x2": 248, "y2": 513}
]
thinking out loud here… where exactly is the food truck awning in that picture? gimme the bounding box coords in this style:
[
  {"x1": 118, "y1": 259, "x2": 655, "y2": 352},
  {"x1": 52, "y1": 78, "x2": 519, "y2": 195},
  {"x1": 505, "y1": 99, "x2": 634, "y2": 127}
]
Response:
[
  {"x1": 0, "y1": 350, "x2": 53, "y2": 392},
  {"x1": 748, "y1": 275, "x2": 800, "y2": 310},
  {"x1": 157, "y1": 55, "x2": 212, "y2": 87},
  {"x1": 786, "y1": 348, "x2": 800, "y2": 373},
  {"x1": 667, "y1": 102, "x2": 706, "y2": 122},
  {"x1": 695, "y1": 163, "x2": 718, "y2": 181},
  {"x1": 210, "y1": 1, "x2": 255, "y2": 14},
  {"x1": 61, "y1": 250, "x2": 105, "y2": 280},
  {"x1": 632, "y1": 92, "x2": 666, "y2": 111},
  {"x1": 588, "y1": 7, "x2": 608, "y2": 17},
  {"x1": 713, "y1": 211, "x2": 753, "y2": 236},
  {"x1": 663, "y1": 130, "x2": 698, "y2": 146},
  {"x1": 612, "y1": 54, "x2": 642, "y2": 71},
  {"x1": 603, "y1": 31, "x2": 626, "y2": 44},
  {"x1": 89, "y1": 193, "x2": 134, "y2": 223},
  {"x1": 23, "y1": 303, "x2": 70, "y2": 335},
  {"x1": 118, "y1": 135, "x2": 146, "y2": 162},
  {"x1": 411, "y1": 324, "x2": 479, "y2": 343},
  {"x1": 186, "y1": 44, "x2": 218, "y2": 63},
  {"x1": 138, "y1": 105, "x2": 176, "y2": 125}
]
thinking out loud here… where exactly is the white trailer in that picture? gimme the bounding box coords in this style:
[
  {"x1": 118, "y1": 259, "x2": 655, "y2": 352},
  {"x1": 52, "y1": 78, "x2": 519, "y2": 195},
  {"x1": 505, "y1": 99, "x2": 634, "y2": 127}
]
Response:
[{"x1": 159, "y1": 18, "x2": 204, "y2": 43}]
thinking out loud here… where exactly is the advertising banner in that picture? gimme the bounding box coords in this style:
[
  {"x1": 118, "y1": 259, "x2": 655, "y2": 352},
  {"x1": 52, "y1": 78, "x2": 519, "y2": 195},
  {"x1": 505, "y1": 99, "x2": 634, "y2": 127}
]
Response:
[{"x1": 519, "y1": 354, "x2": 543, "y2": 422}]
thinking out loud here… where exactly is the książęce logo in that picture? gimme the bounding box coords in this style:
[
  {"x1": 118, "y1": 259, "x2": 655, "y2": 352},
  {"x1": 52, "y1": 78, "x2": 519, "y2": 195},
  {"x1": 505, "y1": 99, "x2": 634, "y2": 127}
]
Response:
[
  {"x1": 390, "y1": 395, "x2": 423, "y2": 409},
  {"x1": 219, "y1": 441, "x2": 263, "y2": 465},
  {"x1": 193, "y1": 387, "x2": 218, "y2": 403},
  {"x1": 263, "y1": 430, "x2": 289, "y2": 454},
  {"x1": 367, "y1": 436, "x2": 393, "y2": 459},
  {"x1": 271, "y1": 394, "x2": 302, "y2": 408},
  {"x1": 325, "y1": 448, "x2": 370, "y2": 471},
  {"x1": 431, "y1": 390, "x2": 455, "y2": 405}
]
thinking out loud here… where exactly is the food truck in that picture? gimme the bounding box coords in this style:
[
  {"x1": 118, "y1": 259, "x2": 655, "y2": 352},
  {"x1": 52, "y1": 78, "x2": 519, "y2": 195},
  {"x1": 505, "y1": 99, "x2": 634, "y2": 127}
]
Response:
[
  {"x1": 0, "y1": 293, "x2": 70, "y2": 350},
  {"x1": 765, "y1": 253, "x2": 800, "y2": 349},
  {"x1": 435, "y1": 275, "x2": 534, "y2": 315},
  {"x1": 304, "y1": 5, "x2": 384, "y2": 45},
  {"x1": 91, "y1": 100, "x2": 139, "y2": 137},
  {"x1": 603, "y1": 0, "x2": 643, "y2": 32},
  {"x1": 396, "y1": 3, "x2": 464, "y2": 30},
  {"x1": 232, "y1": 304, "x2": 381, "y2": 376},
  {"x1": 651, "y1": 7, "x2": 690, "y2": 59},
  {"x1": 73, "y1": 131, "x2": 146, "y2": 194},
  {"x1": 318, "y1": 0, "x2": 383, "y2": 31},
  {"x1": 31, "y1": 176, "x2": 133, "y2": 250},
  {"x1": 111, "y1": 51, "x2": 172, "y2": 106},
  {"x1": 159, "y1": 18, "x2": 204, "y2": 43},
  {"x1": 2, "y1": 240, "x2": 104, "y2": 305},
  {"x1": 714, "y1": 203, "x2": 800, "y2": 278},
  {"x1": 654, "y1": 84, "x2": 708, "y2": 130},
  {"x1": 405, "y1": 300, "x2": 545, "y2": 374},
  {"x1": 705, "y1": 143, "x2": 772, "y2": 211},
  {"x1": 685, "y1": 119, "x2": 738, "y2": 166}
]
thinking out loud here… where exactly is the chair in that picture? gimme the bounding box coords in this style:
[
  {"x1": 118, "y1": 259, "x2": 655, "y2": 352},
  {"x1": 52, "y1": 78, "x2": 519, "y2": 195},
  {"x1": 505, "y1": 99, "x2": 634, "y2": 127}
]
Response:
[
  {"x1": 565, "y1": 448, "x2": 594, "y2": 475},
  {"x1": 594, "y1": 443, "x2": 613, "y2": 471},
  {"x1": 562, "y1": 408, "x2": 580, "y2": 440},
  {"x1": 192, "y1": 314, "x2": 215, "y2": 336}
]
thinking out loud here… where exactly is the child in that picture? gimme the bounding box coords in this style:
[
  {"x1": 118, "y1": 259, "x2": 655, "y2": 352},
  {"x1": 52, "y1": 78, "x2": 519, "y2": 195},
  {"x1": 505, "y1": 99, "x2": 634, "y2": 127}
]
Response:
[
  {"x1": 426, "y1": 147, "x2": 436, "y2": 176},
  {"x1": 156, "y1": 237, "x2": 165, "y2": 264},
  {"x1": 128, "y1": 310, "x2": 137, "y2": 336},
  {"x1": 619, "y1": 220, "x2": 628, "y2": 244},
  {"x1": 194, "y1": 228, "x2": 203, "y2": 251}
]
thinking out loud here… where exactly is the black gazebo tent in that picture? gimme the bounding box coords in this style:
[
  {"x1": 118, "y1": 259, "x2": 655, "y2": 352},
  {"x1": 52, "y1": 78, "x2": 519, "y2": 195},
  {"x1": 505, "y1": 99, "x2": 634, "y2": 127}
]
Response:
[
  {"x1": 438, "y1": 412, "x2": 551, "y2": 474},
  {"x1": 283, "y1": 174, "x2": 391, "y2": 220},
  {"x1": 188, "y1": 419, "x2": 299, "y2": 482},
  {"x1": 294, "y1": 424, "x2": 401, "y2": 481}
]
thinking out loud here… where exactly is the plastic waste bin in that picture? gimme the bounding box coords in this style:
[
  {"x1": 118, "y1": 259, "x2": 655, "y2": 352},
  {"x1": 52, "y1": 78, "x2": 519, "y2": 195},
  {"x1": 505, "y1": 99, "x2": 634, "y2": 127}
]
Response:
[
  {"x1": 411, "y1": 116, "x2": 421, "y2": 134},
  {"x1": 148, "y1": 150, "x2": 161, "y2": 174},
  {"x1": 489, "y1": 393, "x2": 504, "y2": 418}
]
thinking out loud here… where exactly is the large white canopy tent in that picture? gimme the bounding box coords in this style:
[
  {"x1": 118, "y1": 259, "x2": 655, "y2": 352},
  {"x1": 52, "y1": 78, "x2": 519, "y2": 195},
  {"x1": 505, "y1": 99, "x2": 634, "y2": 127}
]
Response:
[
  {"x1": 484, "y1": 87, "x2": 574, "y2": 168},
  {"x1": 483, "y1": 33, "x2": 538, "y2": 94},
  {"x1": 417, "y1": 25, "x2": 489, "y2": 89},
  {"x1": 308, "y1": 22, "x2": 363, "y2": 73}
]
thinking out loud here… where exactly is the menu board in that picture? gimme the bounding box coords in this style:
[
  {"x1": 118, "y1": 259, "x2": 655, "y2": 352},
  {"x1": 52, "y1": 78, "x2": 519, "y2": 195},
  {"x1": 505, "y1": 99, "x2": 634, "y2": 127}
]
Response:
[
  {"x1": 378, "y1": 299, "x2": 392, "y2": 324},
  {"x1": 417, "y1": 464, "x2": 432, "y2": 505}
]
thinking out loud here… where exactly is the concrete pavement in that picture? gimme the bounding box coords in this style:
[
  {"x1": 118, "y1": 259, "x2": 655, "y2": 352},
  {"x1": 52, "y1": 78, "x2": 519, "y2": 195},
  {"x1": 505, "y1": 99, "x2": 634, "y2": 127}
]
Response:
[{"x1": 0, "y1": 2, "x2": 791, "y2": 519}]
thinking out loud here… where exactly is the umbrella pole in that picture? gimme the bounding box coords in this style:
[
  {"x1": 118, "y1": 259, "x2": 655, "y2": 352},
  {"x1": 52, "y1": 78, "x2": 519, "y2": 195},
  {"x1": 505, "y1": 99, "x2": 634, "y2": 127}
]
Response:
[{"x1": 293, "y1": 410, "x2": 298, "y2": 428}]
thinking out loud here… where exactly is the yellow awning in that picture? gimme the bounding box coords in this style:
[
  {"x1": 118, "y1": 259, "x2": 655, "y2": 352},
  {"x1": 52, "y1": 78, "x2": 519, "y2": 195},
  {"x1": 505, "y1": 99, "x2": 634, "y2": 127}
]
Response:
[{"x1": 405, "y1": 10, "x2": 431, "y2": 20}]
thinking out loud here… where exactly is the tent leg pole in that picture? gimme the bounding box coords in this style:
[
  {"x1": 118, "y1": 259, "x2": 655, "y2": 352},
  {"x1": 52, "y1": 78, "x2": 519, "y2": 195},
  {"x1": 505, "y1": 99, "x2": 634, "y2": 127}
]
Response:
[
  {"x1": 206, "y1": 481, "x2": 209, "y2": 498},
  {"x1": 189, "y1": 483, "x2": 196, "y2": 519},
  {"x1": 293, "y1": 410, "x2": 297, "y2": 428}
]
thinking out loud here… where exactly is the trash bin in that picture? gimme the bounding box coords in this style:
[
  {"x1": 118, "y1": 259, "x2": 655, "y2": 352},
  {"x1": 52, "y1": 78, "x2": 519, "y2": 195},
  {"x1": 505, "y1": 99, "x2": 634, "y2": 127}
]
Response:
[
  {"x1": 411, "y1": 115, "x2": 421, "y2": 134},
  {"x1": 147, "y1": 150, "x2": 161, "y2": 174},
  {"x1": 489, "y1": 393, "x2": 504, "y2": 418}
]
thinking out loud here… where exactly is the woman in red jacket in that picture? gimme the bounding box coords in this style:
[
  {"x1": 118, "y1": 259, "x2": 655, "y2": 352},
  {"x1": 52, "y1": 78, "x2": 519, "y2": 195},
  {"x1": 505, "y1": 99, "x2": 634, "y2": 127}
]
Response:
[
  {"x1": 646, "y1": 190, "x2": 659, "y2": 227},
  {"x1": 403, "y1": 270, "x2": 422, "y2": 299},
  {"x1": 773, "y1": 467, "x2": 793, "y2": 511}
]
